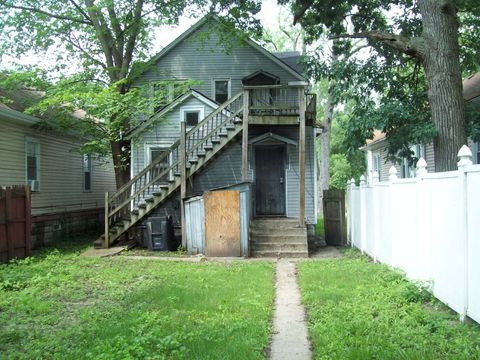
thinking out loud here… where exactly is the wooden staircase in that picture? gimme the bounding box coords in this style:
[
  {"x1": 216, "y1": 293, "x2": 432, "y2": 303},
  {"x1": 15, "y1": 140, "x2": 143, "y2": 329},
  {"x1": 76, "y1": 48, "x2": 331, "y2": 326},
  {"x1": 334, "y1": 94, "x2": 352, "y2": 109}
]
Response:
[{"x1": 95, "y1": 92, "x2": 245, "y2": 248}]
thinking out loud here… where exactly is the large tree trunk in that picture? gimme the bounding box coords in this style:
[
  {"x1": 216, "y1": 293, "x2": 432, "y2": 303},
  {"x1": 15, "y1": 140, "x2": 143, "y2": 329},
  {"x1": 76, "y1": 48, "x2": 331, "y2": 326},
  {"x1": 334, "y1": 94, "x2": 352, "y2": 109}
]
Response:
[
  {"x1": 317, "y1": 83, "x2": 335, "y2": 215},
  {"x1": 110, "y1": 140, "x2": 131, "y2": 189},
  {"x1": 419, "y1": 0, "x2": 467, "y2": 171}
]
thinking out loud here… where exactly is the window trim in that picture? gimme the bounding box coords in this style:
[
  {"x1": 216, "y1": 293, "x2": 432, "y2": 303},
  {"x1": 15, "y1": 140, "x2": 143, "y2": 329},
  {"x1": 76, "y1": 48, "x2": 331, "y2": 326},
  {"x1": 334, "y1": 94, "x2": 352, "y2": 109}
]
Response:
[
  {"x1": 83, "y1": 154, "x2": 92, "y2": 192},
  {"x1": 212, "y1": 78, "x2": 231, "y2": 103},
  {"x1": 25, "y1": 137, "x2": 40, "y2": 192},
  {"x1": 179, "y1": 106, "x2": 204, "y2": 130}
]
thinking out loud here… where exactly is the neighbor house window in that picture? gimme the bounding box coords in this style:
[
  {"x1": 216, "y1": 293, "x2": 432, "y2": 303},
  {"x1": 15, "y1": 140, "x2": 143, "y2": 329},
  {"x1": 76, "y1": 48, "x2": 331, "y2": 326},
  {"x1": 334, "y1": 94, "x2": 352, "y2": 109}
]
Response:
[
  {"x1": 400, "y1": 144, "x2": 425, "y2": 178},
  {"x1": 476, "y1": 142, "x2": 480, "y2": 164},
  {"x1": 180, "y1": 106, "x2": 204, "y2": 129},
  {"x1": 83, "y1": 154, "x2": 92, "y2": 191},
  {"x1": 373, "y1": 153, "x2": 381, "y2": 181},
  {"x1": 214, "y1": 80, "x2": 230, "y2": 103},
  {"x1": 25, "y1": 139, "x2": 40, "y2": 192}
]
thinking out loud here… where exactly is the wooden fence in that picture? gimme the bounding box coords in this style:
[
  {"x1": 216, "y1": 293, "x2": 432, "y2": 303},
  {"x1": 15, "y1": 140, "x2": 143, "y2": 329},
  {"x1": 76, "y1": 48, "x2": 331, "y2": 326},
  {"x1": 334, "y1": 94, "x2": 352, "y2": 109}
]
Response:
[{"x1": 0, "y1": 186, "x2": 32, "y2": 263}]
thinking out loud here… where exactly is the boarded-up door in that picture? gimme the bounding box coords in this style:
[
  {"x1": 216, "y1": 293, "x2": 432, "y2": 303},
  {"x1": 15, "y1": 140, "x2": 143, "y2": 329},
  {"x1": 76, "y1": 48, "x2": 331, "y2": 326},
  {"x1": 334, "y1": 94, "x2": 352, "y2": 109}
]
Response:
[
  {"x1": 255, "y1": 145, "x2": 286, "y2": 216},
  {"x1": 0, "y1": 186, "x2": 32, "y2": 263},
  {"x1": 204, "y1": 190, "x2": 240, "y2": 257},
  {"x1": 323, "y1": 189, "x2": 346, "y2": 246}
]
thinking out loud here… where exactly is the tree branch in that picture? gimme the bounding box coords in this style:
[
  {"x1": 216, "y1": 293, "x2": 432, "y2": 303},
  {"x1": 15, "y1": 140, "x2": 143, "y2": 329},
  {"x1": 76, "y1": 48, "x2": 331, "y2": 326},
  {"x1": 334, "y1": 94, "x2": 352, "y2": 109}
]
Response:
[
  {"x1": 331, "y1": 31, "x2": 425, "y2": 60},
  {"x1": 0, "y1": 1, "x2": 92, "y2": 25},
  {"x1": 121, "y1": 0, "x2": 144, "y2": 81},
  {"x1": 67, "y1": 0, "x2": 92, "y2": 23}
]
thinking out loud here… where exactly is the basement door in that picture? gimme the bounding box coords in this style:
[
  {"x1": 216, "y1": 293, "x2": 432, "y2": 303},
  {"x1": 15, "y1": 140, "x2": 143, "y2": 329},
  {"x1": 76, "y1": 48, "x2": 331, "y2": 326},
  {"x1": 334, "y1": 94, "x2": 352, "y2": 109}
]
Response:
[{"x1": 255, "y1": 145, "x2": 286, "y2": 216}]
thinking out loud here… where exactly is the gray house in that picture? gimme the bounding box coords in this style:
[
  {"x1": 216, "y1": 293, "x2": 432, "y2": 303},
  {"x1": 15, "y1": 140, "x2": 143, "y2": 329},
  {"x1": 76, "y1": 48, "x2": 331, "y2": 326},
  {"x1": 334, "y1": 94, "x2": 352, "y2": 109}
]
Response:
[{"x1": 99, "y1": 15, "x2": 318, "y2": 257}]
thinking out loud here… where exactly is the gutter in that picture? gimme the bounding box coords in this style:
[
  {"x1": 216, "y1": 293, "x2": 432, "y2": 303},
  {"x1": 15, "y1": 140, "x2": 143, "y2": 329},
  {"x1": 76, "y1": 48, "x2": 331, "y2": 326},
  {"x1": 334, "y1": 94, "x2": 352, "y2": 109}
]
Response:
[{"x1": 0, "y1": 106, "x2": 39, "y2": 125}]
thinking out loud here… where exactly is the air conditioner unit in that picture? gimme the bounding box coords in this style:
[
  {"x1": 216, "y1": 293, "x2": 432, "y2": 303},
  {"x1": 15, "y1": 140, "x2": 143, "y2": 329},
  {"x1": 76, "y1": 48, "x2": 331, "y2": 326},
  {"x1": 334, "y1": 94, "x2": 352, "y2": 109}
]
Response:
[{"x1": 28, "y1": 180, "x2": 40, "y2": 192}]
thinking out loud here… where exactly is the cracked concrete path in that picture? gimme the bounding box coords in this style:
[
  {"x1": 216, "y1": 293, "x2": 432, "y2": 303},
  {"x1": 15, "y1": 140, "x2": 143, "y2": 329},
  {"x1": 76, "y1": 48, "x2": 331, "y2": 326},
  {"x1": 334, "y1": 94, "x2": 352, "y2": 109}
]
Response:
[{"x1": 270, "y1": 259, "x2": 312, "y2": 360}]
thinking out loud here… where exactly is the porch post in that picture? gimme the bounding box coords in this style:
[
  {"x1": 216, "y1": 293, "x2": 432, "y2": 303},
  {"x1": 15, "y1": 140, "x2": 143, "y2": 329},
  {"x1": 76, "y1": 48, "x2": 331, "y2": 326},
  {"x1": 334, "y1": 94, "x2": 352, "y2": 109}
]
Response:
[
  {"x1": 298, "y1": 87, "x2": 306, "y2": 227},
  {"x1": 180, "y1": 121, "x2": 187, "y2": 248},
  {"x1": 242, "y1": 89, "x2": 249, "y2": 182}
]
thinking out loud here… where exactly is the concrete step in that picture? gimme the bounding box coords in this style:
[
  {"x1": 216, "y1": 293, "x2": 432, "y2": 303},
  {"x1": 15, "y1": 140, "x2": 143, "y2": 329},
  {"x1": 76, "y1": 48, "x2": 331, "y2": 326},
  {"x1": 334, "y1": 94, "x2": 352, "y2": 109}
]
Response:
[
  {"x1": 250, "y1": 242, "x2": 308, "y2": 252},
  {"x1": 249, "y1": 227, "x2": 307, "y2": 237},
  {"x1": 250, "y1": 234, "x2": 307, "y2": 244},
  {"x1": 250, "y1": 249, "x2": 309, "y2": 258}
]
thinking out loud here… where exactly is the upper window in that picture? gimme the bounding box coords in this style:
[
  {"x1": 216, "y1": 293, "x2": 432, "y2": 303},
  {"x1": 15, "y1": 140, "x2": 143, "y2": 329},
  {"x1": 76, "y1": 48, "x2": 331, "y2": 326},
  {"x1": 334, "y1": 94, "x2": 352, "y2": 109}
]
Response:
[
  {"x1": 83, "y1": 154, "x2": 92, "y2": 191},
  {"x1": 214, "y1": 80, "x2": 229, "y2": 103},
  {"x1": 25, "y1": 139, "x2": 40, "y2": 192},
  {"x1": 150, "y1": 147, "x2": 171, "y2": 182},
  {"x1": 180, "y1": 106, "x2": 204, "y2": 130}
]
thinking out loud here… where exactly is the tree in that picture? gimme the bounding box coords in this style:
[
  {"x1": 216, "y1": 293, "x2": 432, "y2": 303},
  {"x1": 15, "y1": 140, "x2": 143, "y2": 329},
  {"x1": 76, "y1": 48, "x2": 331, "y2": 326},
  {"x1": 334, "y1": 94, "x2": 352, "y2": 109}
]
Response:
[
  {"x1": 288, "y1": 0, "x2": 480, "y2": 171},
  {"x1": 0, "y1": 0, "x2": 261, "y2": 188}
]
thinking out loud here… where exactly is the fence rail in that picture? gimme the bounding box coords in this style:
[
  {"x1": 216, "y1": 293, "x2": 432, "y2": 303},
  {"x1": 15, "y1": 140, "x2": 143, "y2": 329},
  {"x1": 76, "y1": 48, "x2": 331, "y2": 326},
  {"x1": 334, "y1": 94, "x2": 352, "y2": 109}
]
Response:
[
  {"x1": 347, "y1": 145, "x2": 480, "y2": 323},
  {"x1": 0, "y1": 186, "x2": 31, "y2": 263}
]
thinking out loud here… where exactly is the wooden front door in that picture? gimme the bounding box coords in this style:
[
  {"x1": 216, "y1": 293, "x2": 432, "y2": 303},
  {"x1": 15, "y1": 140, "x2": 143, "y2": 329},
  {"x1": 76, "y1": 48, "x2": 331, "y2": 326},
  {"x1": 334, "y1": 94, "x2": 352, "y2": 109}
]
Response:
[{"x1": 255, "y1": 145, "x2": 286, "y2": 216}]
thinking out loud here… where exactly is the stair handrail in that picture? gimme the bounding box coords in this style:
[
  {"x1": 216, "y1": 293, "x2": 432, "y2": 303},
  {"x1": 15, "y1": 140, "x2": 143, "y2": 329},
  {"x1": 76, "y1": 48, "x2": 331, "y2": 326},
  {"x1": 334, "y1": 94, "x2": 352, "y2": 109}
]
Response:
[{"x1": 108, "y1": 91, "x2": 244, "y2": 205}]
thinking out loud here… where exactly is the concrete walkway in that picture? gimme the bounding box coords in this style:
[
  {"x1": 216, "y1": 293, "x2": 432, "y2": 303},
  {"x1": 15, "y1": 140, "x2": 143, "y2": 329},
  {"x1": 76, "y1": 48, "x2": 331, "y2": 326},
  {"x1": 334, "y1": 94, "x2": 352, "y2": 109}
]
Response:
[{"x1": 270, "y1": 259, "x2": 312, "y2": 360}]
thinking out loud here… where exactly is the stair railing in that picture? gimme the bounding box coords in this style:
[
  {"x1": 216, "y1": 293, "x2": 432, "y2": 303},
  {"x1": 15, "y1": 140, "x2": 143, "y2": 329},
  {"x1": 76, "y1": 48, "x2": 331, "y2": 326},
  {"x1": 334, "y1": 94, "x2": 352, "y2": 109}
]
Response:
[{"x1": 104, "y1": 91, "x2": 245, "y2": 244}]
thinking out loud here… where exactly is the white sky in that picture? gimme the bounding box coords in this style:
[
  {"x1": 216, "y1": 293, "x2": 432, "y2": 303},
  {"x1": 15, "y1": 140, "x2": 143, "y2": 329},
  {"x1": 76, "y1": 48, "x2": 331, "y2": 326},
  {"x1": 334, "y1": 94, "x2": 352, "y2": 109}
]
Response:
[{"x1": 1, "y1": 0, "x2": 285, "y2": 72}]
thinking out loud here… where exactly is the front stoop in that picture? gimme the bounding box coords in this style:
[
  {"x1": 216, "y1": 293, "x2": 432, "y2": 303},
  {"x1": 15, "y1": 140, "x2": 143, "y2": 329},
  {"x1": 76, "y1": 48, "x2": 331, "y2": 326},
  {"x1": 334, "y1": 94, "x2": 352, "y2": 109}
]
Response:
[{"x1": 249, "y1": 218, "x2": 308, "y2": 258}]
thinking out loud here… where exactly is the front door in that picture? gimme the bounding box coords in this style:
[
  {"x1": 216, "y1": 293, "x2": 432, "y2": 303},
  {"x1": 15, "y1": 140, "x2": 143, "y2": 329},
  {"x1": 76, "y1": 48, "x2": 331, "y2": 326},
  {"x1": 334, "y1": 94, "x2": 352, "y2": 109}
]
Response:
[{"x1": 255, "y1": 145, "x2": 286, "y2": 216}]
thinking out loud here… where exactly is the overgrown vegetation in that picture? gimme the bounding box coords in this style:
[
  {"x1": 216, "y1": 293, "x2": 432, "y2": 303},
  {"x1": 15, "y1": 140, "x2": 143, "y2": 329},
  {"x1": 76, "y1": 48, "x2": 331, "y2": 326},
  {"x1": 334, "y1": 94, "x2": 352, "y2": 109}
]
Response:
[
  {"x1": 0, "y1": 241, "x2": 274, "y2": 359},
  {"x1": 298, "y1": 252, "x2": 480, "y2": 359}
]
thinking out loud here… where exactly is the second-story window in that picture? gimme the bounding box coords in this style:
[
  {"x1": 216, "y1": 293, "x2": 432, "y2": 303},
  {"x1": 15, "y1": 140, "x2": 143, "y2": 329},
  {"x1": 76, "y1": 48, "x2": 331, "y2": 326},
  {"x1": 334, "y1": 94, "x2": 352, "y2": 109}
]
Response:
[
  {"x1": 214, "y1": 80, "x2": 229, "y2": 103},
  {"x1": 180, "y1": 106, "x2": 204, "y2": 130}
]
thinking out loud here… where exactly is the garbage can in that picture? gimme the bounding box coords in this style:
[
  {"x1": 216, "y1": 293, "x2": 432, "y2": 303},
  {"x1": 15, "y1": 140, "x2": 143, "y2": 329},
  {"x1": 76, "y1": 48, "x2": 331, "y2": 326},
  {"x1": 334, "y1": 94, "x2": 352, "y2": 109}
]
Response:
[{"x1": 146, "y1": 216, "x2": 176, "y2": 251}]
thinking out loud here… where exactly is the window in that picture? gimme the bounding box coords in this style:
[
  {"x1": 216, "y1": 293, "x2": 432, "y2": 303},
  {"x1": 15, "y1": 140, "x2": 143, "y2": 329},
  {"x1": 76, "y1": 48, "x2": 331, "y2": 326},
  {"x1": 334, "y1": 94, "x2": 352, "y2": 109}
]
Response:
[
  {"x1": 83, "y1": 154, "x2": 92, "y2": 191},
  {"x1": 400, "y1": 144, "x2": 425, "y2": 178},
  {"x1": 185, "y1": 111, "x2": 199, "y2": 127},
  {"x1": 180, "y1": 106, "x2": 204, "y2": 129},
  {"x1": 25, "y1": 139, "x2": 40, "y2": 192},
  {"x1": 476, "y1": 142, "x2": 480, "y2": 164},
  {"x1": 373, "y1": 154, "x2": 381, "y2": 181},
  {"x1": 214, "y1": 80, "x2": 230, "y2": 103}
]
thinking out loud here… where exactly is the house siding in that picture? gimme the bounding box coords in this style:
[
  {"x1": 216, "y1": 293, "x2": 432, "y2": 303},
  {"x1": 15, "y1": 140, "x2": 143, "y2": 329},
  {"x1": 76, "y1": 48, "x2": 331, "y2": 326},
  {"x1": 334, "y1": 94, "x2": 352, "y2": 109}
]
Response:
[
  {"x1": 135, "y1": 21, "x2": 301, "y2": 99},
  {"x1": 370, "y1": 142, "x2": 436, "y2": 181},
  {"x1": 0, "y1": 117, "x2": 116, "y2": 245}
]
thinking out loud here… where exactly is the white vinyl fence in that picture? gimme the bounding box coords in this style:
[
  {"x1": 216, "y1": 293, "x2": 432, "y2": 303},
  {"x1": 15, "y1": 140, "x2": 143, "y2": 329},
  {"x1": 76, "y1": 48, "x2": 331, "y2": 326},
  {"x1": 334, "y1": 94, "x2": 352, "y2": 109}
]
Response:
[{"x1": 347, "y1": 145, "x2": 480, "y2": 323}]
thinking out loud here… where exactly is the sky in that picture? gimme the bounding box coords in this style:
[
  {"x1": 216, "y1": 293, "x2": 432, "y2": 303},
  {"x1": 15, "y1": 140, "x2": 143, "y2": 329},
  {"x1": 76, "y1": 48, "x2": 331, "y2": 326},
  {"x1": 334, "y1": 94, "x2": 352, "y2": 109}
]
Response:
[{"x1": 1, "y1": 0, "x2": 287, "y2": 73}]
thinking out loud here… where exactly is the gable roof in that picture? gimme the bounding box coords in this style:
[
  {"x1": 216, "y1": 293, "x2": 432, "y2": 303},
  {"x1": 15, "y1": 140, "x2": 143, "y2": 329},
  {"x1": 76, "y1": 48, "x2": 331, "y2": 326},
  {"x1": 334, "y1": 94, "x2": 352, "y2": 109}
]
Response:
[
  {"x1": 126, "y1": 89, "x2": 218, "y2": 140},
  {"x1": 146, "y1": 15, "x2": 305, "y2": 81}
]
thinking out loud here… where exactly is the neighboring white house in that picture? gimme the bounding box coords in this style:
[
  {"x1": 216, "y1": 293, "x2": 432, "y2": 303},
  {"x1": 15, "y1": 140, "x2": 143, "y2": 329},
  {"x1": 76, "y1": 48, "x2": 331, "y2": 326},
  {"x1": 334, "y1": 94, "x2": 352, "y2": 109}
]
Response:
[
  {"x1": 0, "y1": 88, "x2": 116, "y2": 246},
  {"x1": 363, "y1": 74, "x2": 480, "y2": 182}
]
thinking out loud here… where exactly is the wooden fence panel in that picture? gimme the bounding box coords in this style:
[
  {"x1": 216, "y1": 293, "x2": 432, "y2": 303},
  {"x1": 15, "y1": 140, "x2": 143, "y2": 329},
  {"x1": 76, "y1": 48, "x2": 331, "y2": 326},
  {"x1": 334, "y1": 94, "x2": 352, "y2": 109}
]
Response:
[
  {"x1": 0, "y1": 186, "x2": 31, "y2": 263},
  {"x1": 323, "y1": 189, "x2": 347, "y2": 246}
]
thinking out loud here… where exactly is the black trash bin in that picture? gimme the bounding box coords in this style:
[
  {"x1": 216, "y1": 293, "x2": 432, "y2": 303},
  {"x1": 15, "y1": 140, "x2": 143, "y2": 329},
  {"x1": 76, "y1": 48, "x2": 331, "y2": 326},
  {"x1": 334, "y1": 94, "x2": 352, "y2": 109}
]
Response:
[{"x1": 146, "y1": 216, "x2": 176, "y2": 251}]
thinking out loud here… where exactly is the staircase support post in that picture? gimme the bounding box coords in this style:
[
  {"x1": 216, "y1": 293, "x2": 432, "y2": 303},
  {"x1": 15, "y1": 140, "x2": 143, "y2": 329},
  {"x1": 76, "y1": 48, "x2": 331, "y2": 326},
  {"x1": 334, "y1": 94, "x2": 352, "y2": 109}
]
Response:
[
  {"x1": 299, "y1": 87, "x2": 306, "y2": 227},
  {"x1": 242, "y1": 89, "x2": 249, "y2": 182},
  {"x1": 104, "y1": 192, "x2": 110, "y2": 248},
  {"x1": 180, "y1": 121, "x2": 187, "y2": 249}
]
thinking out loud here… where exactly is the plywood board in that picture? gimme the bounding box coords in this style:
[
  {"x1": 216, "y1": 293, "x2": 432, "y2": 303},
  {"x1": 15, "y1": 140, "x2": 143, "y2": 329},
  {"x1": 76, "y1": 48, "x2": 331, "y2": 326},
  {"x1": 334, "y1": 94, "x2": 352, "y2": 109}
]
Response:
[{"x1": 204, "y1": 190, "x2": 240, "y2": 257}]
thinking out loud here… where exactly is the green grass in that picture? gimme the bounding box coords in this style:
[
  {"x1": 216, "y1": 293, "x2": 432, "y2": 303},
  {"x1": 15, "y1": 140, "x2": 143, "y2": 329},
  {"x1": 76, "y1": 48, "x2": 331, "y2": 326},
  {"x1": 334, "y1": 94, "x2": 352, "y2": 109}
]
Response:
[
  {"x1": 315, "y1": 217, "x2": 324, "y2": 238},
  {"x1": 0, "y1": 241, "x2": 275, "y2": 359},
  {"x1": 298, "y1": 250, "x2": 480, "y2": 360}
]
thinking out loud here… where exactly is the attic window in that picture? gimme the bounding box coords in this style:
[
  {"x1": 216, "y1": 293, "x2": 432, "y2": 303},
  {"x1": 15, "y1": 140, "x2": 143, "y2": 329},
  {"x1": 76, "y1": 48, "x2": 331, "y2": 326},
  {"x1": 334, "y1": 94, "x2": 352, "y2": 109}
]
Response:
[
  {"x1": 214, "y1": 80, "x2": 229, "y2": 103},
  {"x1": 180, "y1": 106, "x2": 204, "y2": 129},
  {"x1": 185, "y1": 111, "x2": 199, "y2": 127}
]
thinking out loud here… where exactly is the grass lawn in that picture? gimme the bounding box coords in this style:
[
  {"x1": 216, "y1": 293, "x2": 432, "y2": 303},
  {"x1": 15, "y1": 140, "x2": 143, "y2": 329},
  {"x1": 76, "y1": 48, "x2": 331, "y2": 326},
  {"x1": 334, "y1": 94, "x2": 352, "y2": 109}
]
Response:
[
  {"x1": 0, "y1": 239, "x2": 275, "y2": 359},
  {"x1": 298, "y1": 250, "x2": 480, "y2": 360}
]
